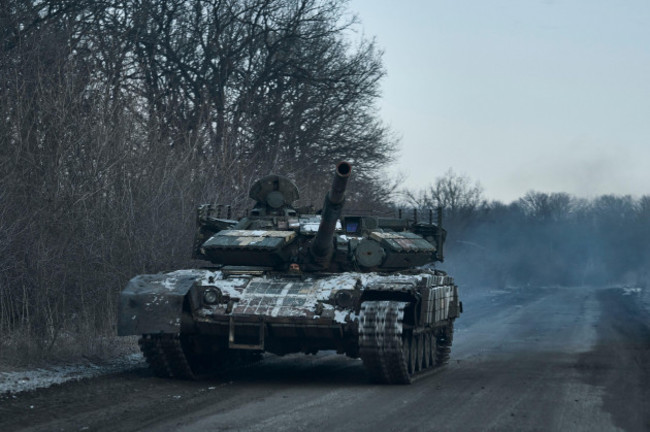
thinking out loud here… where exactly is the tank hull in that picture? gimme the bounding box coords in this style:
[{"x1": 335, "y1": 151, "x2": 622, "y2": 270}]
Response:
[{"x1": 118, "y1": 268, "x2": 460, "y2": 382}]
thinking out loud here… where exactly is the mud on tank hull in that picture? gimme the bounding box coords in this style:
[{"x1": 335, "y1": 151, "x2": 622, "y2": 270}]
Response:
[{"x1": 118, "y1": 268, "x2": 461, "y2": 384}]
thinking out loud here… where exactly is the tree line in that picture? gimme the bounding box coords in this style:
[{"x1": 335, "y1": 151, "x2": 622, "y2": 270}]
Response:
[
  {"x1": 406, "y1": 172, "x2": 650, "y2": 291},
  {"x1": 0, "y1": 0, "x2": 395, "y2": 362}
]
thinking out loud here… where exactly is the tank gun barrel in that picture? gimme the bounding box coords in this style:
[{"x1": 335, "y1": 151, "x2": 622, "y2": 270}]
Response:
[{"x1": 309, "y1": 161, "x2": 352, "y2": 267}]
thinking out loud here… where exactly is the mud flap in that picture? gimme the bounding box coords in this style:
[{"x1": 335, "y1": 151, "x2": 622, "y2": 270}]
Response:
[
  {"x1": 229, "y1": 316, "x2": 265, "y2": 350},
  {"x1": 118, "y1": 272, "x2": 201, "y2": 336}
]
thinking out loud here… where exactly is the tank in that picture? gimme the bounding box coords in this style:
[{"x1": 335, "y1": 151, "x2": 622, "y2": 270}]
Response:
[{"x1": 118, "y1": 161, "x2": 462, "y2": 383}]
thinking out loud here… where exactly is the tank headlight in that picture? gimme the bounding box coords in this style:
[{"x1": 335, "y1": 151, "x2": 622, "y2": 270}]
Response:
[
  {"x1": 203, "y1": 287, "x2": 222, "y2": 305},
  {"x1": 334, "y1": 290, "x2": 354, "y2": 308}
]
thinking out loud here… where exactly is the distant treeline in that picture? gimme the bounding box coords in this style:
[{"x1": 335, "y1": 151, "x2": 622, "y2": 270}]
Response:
[{"x1": 406, "y1": 173, "x2": 650, "y2": 290}]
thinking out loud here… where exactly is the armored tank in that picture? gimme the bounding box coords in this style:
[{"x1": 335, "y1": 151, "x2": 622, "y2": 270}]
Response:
[{"x1": 118, "y1": 162, "x2": 462, "y2": 383}]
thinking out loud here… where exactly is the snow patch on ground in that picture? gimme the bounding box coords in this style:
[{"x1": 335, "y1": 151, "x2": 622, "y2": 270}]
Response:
[
  {"x1": 0, "y1": 353, "x2": 145, "y2": 396},
  {"x1": 614, "y1": 285, "x2": 650, "y2": 315},
  {"x1": 621, "y1": 287, "x2": 642, "y2": 295},
  {"x1": 637, "y1": 286, "x2": 650, "y2": 314}
]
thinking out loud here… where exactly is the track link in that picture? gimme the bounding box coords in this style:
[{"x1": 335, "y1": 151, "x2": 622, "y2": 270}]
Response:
[
  {"x1": 435, "y1": 321, "x2": 454, "y2": 365},
  {"x1": 359, "y1": 301, "x2": 454, "y2": 384},
  {"x1": 139, "y1": 334, "x2": 196, "y2": 379},
  {"x1": 359, "y1": 301, "x2": 409, "y2": 384},
  {"x1": 139, "y1": 334, "x2": 263, "y2": 380}
]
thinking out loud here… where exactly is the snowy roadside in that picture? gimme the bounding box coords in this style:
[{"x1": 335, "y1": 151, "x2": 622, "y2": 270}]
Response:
[
  {"x1": 620, "y1": 285, "x2": 646, "y2": 297},
  {"x1": 0, "y1": 353, "x2": 146, "y2": 396},
  {"x1": 618, "y1": 284, "x2": 650, "y2": 315},
  {"x1": 639, "y1": 286, "x2": 650, "y2": 314}
]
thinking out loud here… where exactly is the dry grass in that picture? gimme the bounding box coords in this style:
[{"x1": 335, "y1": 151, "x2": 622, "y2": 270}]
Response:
[{"x1": 0, "y1": 330, "x2": 140, "y2": 372}]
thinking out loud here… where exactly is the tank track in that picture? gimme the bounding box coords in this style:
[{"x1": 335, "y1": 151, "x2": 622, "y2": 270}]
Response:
[
  {"x1": 139, "y1": 334, "x2": 263, "y2": 380},
  {"x1": 435, "y1": 321, "x2": 454, "y2": 365},
  {"x1": 138, "y1": 334, "x2": 197, "y2": 379},
  {"x1": 359, "y1": 300, "x2": 453, "y2": 384}
]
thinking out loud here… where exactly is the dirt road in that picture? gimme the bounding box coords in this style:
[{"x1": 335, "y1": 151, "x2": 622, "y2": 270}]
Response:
[{"x1": 1, "y1": 285, "x2": 648, "y2": 432}]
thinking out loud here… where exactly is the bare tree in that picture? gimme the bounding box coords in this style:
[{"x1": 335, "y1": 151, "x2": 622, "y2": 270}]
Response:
[
  {"x1": 517, "y1": 191, "x2": 574, "y2": 222},
  {"x1": 89, "y1": 0, "x2": 396, "y2": 179},
  {"x1": 403, "y1": 169, "x2": 486, "y2": 238}
]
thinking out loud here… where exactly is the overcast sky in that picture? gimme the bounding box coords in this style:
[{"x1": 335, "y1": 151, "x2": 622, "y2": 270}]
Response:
[{"x1": 347, "y1": 0, "x2": 650, "y2": 203}]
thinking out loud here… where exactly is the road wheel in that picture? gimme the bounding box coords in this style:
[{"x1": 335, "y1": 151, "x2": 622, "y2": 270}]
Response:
[
  {"x1": 423, "y1": 332, "x2": 433, "y2": 369},
  {"x1": 407, "y1": 333, "x2": 417, "y2": 375},
  {"x1": 435, "y1": 321, "x2": 454, "y2": 366},
  {"x1": 415, "y1": 334, "x2": 424, "y2": 372}
]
